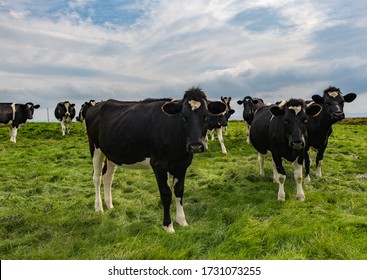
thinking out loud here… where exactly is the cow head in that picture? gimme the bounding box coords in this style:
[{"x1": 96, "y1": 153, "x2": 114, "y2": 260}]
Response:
[
  {"x1": 221, "y1": 96, "x2": 235, "y2": 123},
  {"x1": 77, "y1": 100, "x2": 96, "y2": 122},
  {"x1": 161, "y1": 87, "x2": 227, "y2": 153},
  {"x1": 271, "y1": 99, "x2": 322, "y2": 150},
  {"x1": 237, "y1": 96, "x2": 264, "y2": 125},
  {"x1": 63, "y1": 101, "x2": 76, "y2": 118},
  {"x1": 312, "y1": 86, "x2": 357, "y2": 123},
  {"x1": 22, "y1": 102, "x2": 40, "y2": 119}
]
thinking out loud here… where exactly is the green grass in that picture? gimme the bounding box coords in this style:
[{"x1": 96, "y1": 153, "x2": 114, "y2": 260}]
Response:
[{"x1": 1, "y1": 120, "x2": 367, "y2": 260}]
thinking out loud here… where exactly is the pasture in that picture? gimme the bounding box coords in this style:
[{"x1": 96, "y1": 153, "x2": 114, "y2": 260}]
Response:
[{"x1": 1, "y1": 119, "x2": 367, "y2": 260}]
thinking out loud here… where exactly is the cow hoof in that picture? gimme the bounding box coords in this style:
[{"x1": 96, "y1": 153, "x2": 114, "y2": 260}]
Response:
[
  {"x1": 297, "y1": 194, "x2": 306, "y2": 202},
  {"x1": 278, "y1": 193, "x2": 285, "y2": 201},
  {"x1": 163, "y1": 223, "x2": 175, "y2": 233},
  {"x1": 304, "y1": 175, "x2": 311, "y2": 184},
  {"x1": 176, "y1": 217, "x2": 189, "y2": 227}
]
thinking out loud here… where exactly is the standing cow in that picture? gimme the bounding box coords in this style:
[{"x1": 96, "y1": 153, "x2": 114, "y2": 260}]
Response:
[
  {"x1": 304, "y1": 86, "x2": 357, "y2": 183},
  {"x1": 54, "y1": 101, "x2": 76, "y2": 136},
  {"x1": 250, "y1": 99, "x2": 321, "y2": 201},
  {"x1": 237, "y1": 96, "x2": 264, "y2": 143},
  {"x1": 206, "y1": 96, "x2": 235, "y2": 155},
  {"x1": 0, "y1": 102, "x2": 40, "y2": 143},
  {"x1": 85, "y1": 87, "x2": 226, "y2": 233}
]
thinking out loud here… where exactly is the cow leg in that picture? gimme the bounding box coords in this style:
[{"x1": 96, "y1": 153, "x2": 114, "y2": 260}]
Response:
[
  {"x1": 216, "y1": 127, "x2": 227, "y2": 155},
  {"x1": 204, "y1": 133, "x2": 209, "y2": 150},
  {"x1": 246, "y1": 123, "x2": 250, "y2": 144},
  {"x1": 273, "y1": 157, "x2": 286, "y2": 201},
  {"x1": 304, "y1": 150, "x2": 311, "y2": 184},
  {"x1": 316, "y1": 144, "x2": 327, "y2": 178},
  {"x1": 93, "y1": 148, "x2": 105, "y2": 211},
  {"x1": 153, "y1": 168, "x2": 174, "y2": 233},
  {"x1": 103, "y1": 160, "x2": 117, "y2": 209},
  {"x1": 61, "y1": 120, "x2": 66, "y2": 136},
  {"x1": 258, "y1": 153, "x2": 266, "y2": 176},
  {"x1": 10, "y1": 127, "x2": 17, "y2": 143},
  {"x1": 170, "y1": 172, "x2": 189, "y2": 227},
  {"x1": 294, "y1": 160, "x2": 305, "y2": 201}
]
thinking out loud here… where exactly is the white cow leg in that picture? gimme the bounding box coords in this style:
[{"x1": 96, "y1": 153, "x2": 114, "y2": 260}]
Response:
[
  {"x1": 316, "y1": 160, "x2": 323, "y2": 178},
  {"x1": 217, "y1": 128, "x2": 227, "y2": 155},
  {"x1": 294, "y1": 161, "x2": 305, "y2": 201},
  {"x1": 175, "y1": 197, "x2": 188, "y2": 227},
  {"x1": 277, "y1": 173, "x2": 286, "y2": 201},
  {"x1": 258, "y1": 153, "x2": 266, "y2": 176},
  {"x1": 61, "y1": 121, "x2": 66, "y2": 136},
  {"x1": 93, "y1": 149, "x2": 105, "y2": 212},
  {"x1": 272, "y1": 159, "x2": 279, "y2": 183},
  {"x1": 10, "y1": 127, "x2": 17, "y2": 143},
  {"x1": 103, "y1": 160, "x2": 117, "y2": 209}
]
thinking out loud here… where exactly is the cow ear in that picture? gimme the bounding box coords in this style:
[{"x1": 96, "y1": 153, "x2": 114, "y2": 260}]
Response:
[
  {"x1": 208, "y1": 101, "x2": 227, "y2": 115},
  {"x1": 34, "y1": 104, "x2": 40, "y2": 109},
  {"x1": 253, "y1": 100, "x2": 259, "y2": 105},
  {"x1": 270, "y1": 106, "x2": 284, "y2": 116},
  {"x1": 343, "y1": 93, "x2": 357, "y2": 103},
  {"x1": 237, "y1": 100, "x2": 243, "y2": 105},
  {"x1": 312, "y1": 95, "x2": 324, "y2": 104},
  {"x1": 161, "y1": 101, "x2": 182, "y2": 115},
  {"x1": 71, "y1": 103, "x2": 76, "y2": 107},
  {"x1": 228, "y1": 109, "x2": 235, "y2": 115},
  {"x1": 306, "y1": 104, "x2": 322, "y2": 116}
]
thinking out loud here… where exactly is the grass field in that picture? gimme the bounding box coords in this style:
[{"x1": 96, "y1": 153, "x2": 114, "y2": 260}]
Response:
[{"x1": 1, "y1": 119, "x2": 367, "y2": 260}]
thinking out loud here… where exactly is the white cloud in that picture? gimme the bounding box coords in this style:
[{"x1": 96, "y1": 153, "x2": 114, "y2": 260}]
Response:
[{"x1": 0, "y1": 0, "x2": 366, "y2": 122}]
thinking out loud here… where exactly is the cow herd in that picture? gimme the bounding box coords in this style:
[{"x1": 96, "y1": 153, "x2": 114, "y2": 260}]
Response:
[{"x1": 0, "y1": 86, "x2": 357, "y2": 233}]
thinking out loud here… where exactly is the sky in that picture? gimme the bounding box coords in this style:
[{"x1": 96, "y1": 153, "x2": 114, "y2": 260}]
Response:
[{"x1": 0, "y1": 0, "x2": 366, "y2": 122}]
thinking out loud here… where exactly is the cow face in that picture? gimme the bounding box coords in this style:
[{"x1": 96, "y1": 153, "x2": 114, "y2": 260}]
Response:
[
  {"x1": 162, "y1": 94, "x2": 226, "y2": 153},
  {"x1": 237, "y1": 96, "x2": 262, "y2": 124},
  {"x1": 312, "y1": 86, "x2": 357, "y2": 124},
  {"x1": 77, "y1": 100, "x2": 96, "y2": 122},
  {"x1": 23, "y1": 103, "x2": 40, "y2": 119},
  {"x1": 221, "y1": 96, "x2": 235, "y2": 122},
  {"x1": 271, "y1": 99, "x2": 321, "y2": 150}
]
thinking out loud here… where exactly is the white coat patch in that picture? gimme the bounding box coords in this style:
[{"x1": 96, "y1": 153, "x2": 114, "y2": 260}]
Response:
[
  {"x1": 289, "y1": 105, "x2": 302, "y2": 115},
  {"x1": 328, "y1": 91, "x2": 339, "y2": 98},
  {"x1": 122, "y1": 158, "x2": 151, "y2": 169},
  {"x1": 188, "y1": 100, "x2": 201, "y2": 111},
  {"x1": 11, "y1": 103, "x2": 16, "y2": 121}
]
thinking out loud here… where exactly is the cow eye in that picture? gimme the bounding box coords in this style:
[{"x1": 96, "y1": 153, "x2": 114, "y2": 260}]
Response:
[
  {"x1": 181, "y1": 116, "x2": 188, "y2": 122},
  {"x1": 303, "y1": 119, "x2": 308, "y2": 124},
  {"x1": 284, "y1": 119, "x2": 289, "y2": 125}
]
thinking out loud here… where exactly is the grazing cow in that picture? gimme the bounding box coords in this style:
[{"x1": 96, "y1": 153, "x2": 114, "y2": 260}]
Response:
[
  {"x1": 206, "y1": 96, "x2": 235, "y2": 154},
  {"x1": 304, "y1": 86, "x2": 357, "y2": 183},
  {"x1": 0, "y1": 102, "x2": 40, "y2": 143},
  {"x1": 250, "y1": 99, "x2": 321, "y2": 201},
  {"x1": 237, "y1": 96, "x2": 264, "y2": 143},
  {"x1": 85, "y1": 87, "x2": 227, "y2": 233},
  {"x1": 76, "y1": 100, "x2": 97, "y2": 123},
  {"x1": 54, "y1": 101, "x2": 76, "y2": 136}
]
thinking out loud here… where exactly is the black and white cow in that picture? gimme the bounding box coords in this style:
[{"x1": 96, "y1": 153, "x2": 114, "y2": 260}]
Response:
[
  {"x1": 76, "y1": 100, "x2": 97, "y2": 123},
  {"x1": 237, "y1": 96, "x2": 264, "y2": 143},
  {"x1": 206, "y1": 96, "x2": 235, "y2": 154},
  {"x1": 250, "y1": 99, "x2": 321, "y2": 201},
  {"x1": 0, "y1": 102, "x2": 40, "y2": 143},
  {"x1": 54, "y1": 101, "x2": 76, "y2": 136},
  {"x1": 304, "y1": 86, "x2": 357, "y2": 183},
  {"x1": 85, "y1": 87, "x2": 226, "y2": 233}
]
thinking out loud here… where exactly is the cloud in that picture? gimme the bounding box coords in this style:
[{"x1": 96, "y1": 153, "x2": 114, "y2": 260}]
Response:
[{"x1": 0, "y1": 0, "x2": 366, "y2": 122}]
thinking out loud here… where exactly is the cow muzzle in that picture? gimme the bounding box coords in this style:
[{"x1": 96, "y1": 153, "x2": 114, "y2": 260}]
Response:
[
  {"x1": 188, "y1": 142, "x2": 206, "y2": 153},
  {"x1": 333, "y1": 112, "x2": 345, "y2": 122},
  {"x1": 291, "y1": 140, "x2": 305, "y2": 150}
]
